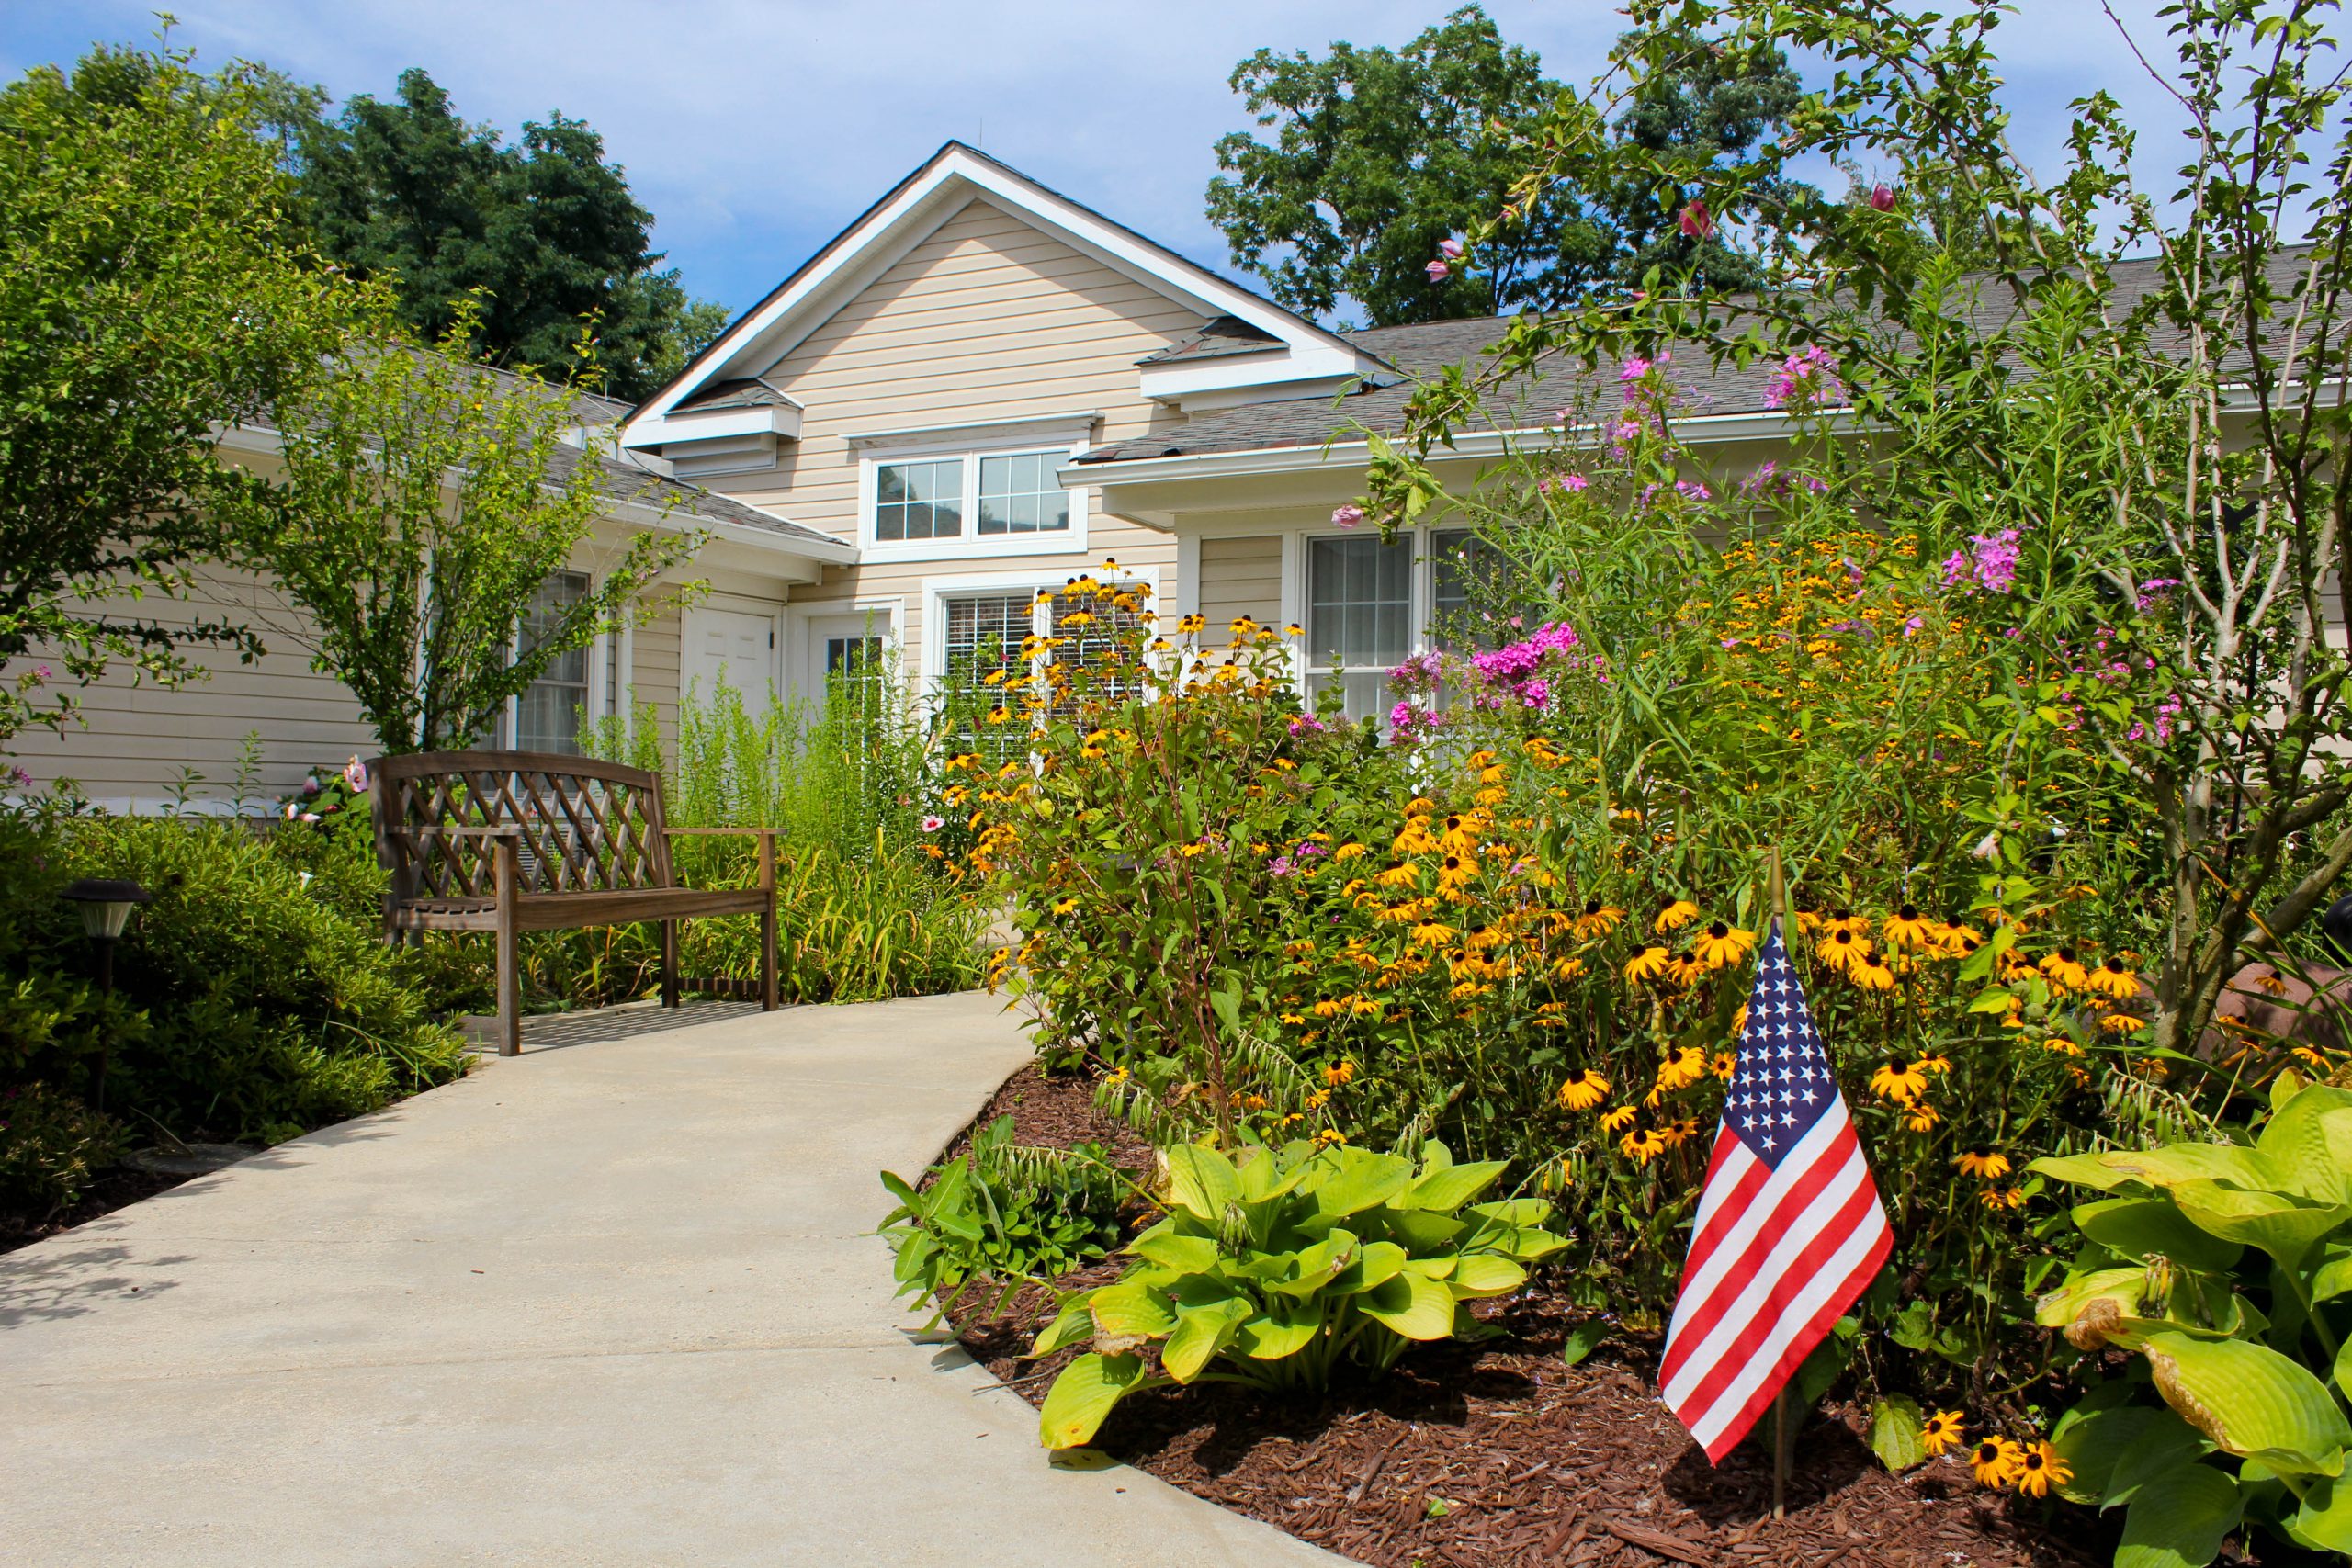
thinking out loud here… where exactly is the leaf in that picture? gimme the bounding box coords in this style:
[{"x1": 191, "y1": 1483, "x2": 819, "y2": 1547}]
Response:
[
  {"x1": 2168, "y1": 1179, "x2": 2352, "y2": 1270},
  {"x1": 1038, "y1": 1351, "x2": 1151, "y2": 1449},
  {"x1": 1162, "y1": 1143, "x2": 1241, "y2": 1221},
  {"x1": 2074, "y1": 1196, "x2": 2245, "y2": 1274},
  {"x1": 1207, "y1": 980, "x2": 1242, "y2": 1041},
  {"x1": 1029, "y1": 1294, "x2": 1097, "y2": 1357},
  {"x1": 1790, "y1": 1328, "x2": 1851, "y2": 1411},
  {"x1": 2292, "y1": 1473, "x2": 2352, "y2": 1553},
  {"x1": 2052, "y1": 1404, "x2": 2208, "y2": 1509},
  {"x1": 1404, "y1": 1157, "x2": 1508, "y2": 1214},
  {"x1": 1306, "y1": 1149, "x2": 1415, "y2": 1216},
  {"x1": 1561, "y1": 1317, "x2": 1610, "y2": 1367},
  {"x1": 2255, "y1": 1089, "x2": 2352, "y2": 1204},
  {"x1": 1236, "y1": 1295, "x2": 1325, "y2": 1359},
  {"x1": 1130, "y1": 1229, "x2": 1220, "y2": 1275},
  {"x1": 1448, "y1": 1253, "x2": 1528, "y2": 1299},
  {"x1": 1327, "y1": 1238, "x2": 1408, "y2": 1295},
  {"x1": 1869, "y1": 1395, "x2": 1927, "y2": 1472},
  {"x1": 1161, "y1": 1296, "x2": 1251, "y2": 1382},
  {"x1": 1360, "y1": 1270, "x2": 1457, "y2": 1340},
  {"x1": 1088, "y1": 1280, "x2": 1176, "y2": 1340},
  {"x1": 1270, "y1": 1232, "x2": 1357, "y2": 1298},
  {"x1": 2115, "y1": 1462, "x2": 2240, "y2": 1568},
  {"x1": 1384, "y1": 1208, "x2": 1472, "y2": 1251},
  {"x1": 2143, "y1": 1330, "x2": 2352, "y2": 1473}
]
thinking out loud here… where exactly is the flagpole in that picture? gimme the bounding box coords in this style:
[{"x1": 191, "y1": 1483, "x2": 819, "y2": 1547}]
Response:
[{"x1": 1766, "y1": 845, "x2": 1791, "y2": 1521}]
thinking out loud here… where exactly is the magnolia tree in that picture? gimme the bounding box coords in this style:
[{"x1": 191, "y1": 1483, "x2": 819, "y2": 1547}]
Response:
[{"x1": 1367, "y1": 0, "x2": 2352, "y2": 1063}]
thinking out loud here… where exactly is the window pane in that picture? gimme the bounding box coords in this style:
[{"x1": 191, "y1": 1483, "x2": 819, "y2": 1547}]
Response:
[
  {"x1": 1306, "y1": 536, "x2": 1411, "y2": 671},
  {"x1": 879, "y1": 459, "x2": 963, "y2": 540},
  {"x1": 976, "y1": 448, "x2": 1069, "y2": 536},
  {"x1": 516, "y1": 570, "x2": 591, "y2": 753},
  {"x1": 1430, "y1": 528, "x2": 1510, "y2": 651}
]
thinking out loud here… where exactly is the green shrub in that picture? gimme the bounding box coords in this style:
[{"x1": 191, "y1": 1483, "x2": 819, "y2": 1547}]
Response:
[
  {"x1": 880, "y1": 1113, "x2": 1131, "y2": 1323},
  {"x1": 0, "y1": 810, "x2": 469, "y2": 1148},
  {"x1": 0, "y1": 1082, "x2": 126, "y2": 1217},
  {"x1": 2031, "y1": 1076, "x2": 2352, "y2": 1562},
  {"x1": 1027, "y1": 1138, "x2": 1566, "y2": 1449}
]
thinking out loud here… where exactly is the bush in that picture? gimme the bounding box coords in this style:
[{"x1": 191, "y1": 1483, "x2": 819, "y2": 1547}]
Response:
[
  {"x1": 0, "y1": 808, "x2": 470, "y2": 1155},
  {"x1": 0, "y1": 1082, "x2": 126, "y2": 1217},
  {"x1": 1027, "y1": 1137, "x2": 1566, "y2": 1449}
]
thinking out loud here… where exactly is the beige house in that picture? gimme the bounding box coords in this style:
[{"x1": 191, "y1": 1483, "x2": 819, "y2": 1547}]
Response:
[{"x1": 14, "y1": 141, "x2": 1807, "y2": 809}]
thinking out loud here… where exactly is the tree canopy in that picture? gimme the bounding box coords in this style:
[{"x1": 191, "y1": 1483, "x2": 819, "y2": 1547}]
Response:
[
  {"x1": 291, "y1": 69, "x2": 725, "y2": 403},
  {"x1": 1205, "y1": 6, "x2": 1805, "y2": 327},
  {"x1": 0, "y1": 44, "x2": 355, "y2": 747}
]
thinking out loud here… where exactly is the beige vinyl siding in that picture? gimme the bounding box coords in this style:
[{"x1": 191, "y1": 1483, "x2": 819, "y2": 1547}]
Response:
[
  {"x1": 707, "y1": 195, "x2": 1193, "y2": 670},
  {"x1": 1197, "y1": 536, "x2": 1283, "y2": 629},
  {"x1": 628, "y1": 604, "x2": 683, "y2": 749},
  {"x1": 6, "y1": 565, "x2": 379, "y2": 810}
]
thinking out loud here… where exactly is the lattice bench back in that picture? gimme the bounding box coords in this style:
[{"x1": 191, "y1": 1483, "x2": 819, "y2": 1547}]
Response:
[{"x1": 369, "y1": 750, "x2": 674, "y2": 899}]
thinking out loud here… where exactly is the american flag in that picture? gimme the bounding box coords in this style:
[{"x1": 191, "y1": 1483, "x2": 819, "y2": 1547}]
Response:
[{"x1": 1659, "y1": 918, "x2": 1894, "y2": 1463}]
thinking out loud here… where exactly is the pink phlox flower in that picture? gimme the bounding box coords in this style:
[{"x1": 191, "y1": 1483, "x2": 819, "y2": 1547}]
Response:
[
  {"x1": 1679, "y1": 198, "x2": 1714, "y2": 239},
  {"x1": 1330, "y1": 503, "x2": 1364, "y2": 530},
  {"x1": 1764, "y1": 345, "x2": 1843, "y2": 410},
  {"x1": 1942, "y1": 528, "x2": 2023, "y2": 595}
]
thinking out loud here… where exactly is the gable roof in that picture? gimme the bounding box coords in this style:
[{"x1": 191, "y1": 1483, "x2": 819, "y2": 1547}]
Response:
[{"x1": 620, "y1": 141, "x2": 1388, "y2": 450}]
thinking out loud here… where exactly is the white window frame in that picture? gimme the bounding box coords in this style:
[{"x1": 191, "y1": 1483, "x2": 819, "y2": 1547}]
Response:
[
  {"x1": 920, "y1": 565, "x2": 1163, "y2": 705},
  {"x1": 858, "y1": 436, "x2": 1091, "y2": 564},
  {"x1": 1279, "y1": 525, "x2": 1485, "y2": 710},
  {"x1": 787, "y1": 597, "x2": 906, "y2": 710},
  {"x1": 500, "y1": 567, "x2": 610, "y2": 753}
]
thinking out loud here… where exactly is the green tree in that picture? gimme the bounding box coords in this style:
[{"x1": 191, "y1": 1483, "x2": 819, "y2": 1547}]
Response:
[
  {"x1": 1204, "y1": 6, "x2": 1804, "y2": 326},
  {"x1": 294, "y1": 69, "x2": 724, "y2": 403},
  {"x1": 235, "y1": 304, "x2": 704, "y2": 753},
  {"x1": 0, "y1": 43, "x2": 355, "y2": 749}
]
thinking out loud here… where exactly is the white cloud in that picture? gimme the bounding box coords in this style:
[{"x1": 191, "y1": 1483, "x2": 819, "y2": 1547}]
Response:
[{"x1": 0, "y1": 0, "x2": 2234, "y2": 315}]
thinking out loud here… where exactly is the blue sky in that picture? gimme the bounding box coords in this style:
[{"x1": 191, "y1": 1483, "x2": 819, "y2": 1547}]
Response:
[{"x1": 2, "y1": 2, "x2": 2189, "y2": 320}]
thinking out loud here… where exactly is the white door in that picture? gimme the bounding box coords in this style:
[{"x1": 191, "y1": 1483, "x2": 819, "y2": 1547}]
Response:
[
  {"x1": 683, "y1": 605, "x2": 776, "y2": 707},
  {"x1": 801, "y1": 609, "x2": 898, "y2": 726}
]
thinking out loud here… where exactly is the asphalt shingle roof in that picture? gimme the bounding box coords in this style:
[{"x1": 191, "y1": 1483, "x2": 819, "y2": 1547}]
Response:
[
  {"x1": 1078, "y1": 252, "x2": 2313, "y2": 466},
  {"x1": 672, "y1": 377, "x2": 800, "y2": 413},
  {"x1": 1136, "y1": 315, "x2": 1287, "y2": 366}
]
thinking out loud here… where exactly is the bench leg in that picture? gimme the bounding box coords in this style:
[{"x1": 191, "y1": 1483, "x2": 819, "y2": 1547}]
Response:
[
  {"x1": 661, "y1": 919, "x2": 680, "y2": 1009},
  {"x1": 495, "y1": 919, "x2": 521, "y2": 1057},
  {"x1": 760, "y1": 900, "x2": 779, "y2": 1011}
]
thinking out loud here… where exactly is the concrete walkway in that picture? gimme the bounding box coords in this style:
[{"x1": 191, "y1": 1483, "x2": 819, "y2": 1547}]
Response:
[{"x1": 0, "y1": 992, "x2": 1344, "y2": 1567}]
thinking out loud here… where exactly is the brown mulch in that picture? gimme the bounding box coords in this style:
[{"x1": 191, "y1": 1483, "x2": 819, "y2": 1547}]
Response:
[
  {"x1": 945, "y1": 1066, "x2": 2116, "y2": 1568},
  {"x1": 0, "y1": 1165, "x2": 198, "y2": 1257}
]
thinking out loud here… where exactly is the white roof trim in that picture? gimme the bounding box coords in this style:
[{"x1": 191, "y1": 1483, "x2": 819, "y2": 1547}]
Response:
[{"x1": 620, "y1": 142, "x2": 1384, "y2": 451}]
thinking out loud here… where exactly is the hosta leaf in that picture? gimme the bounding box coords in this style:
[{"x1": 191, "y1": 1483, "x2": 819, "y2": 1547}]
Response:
[
  {"x1": 1382, "y1": 1209, "x2": 1471, "y2": 1252},
  {"x1": 2143, "y1": 1330, "x2": 2352, "y2": 1473},
  {"x1": 1467, "y1": 1198, "x2": 1553, "y2": 1226},
  {"x1": 1306, "y1": 1149, "x2": 1415, "y2": 1217},
  {"x1": 1162, "y1": 1144, "x2": 1241, "y2": 1221},
  {"x1": 1039, "y1": 1351, "x2": 1150, "y2": 1450},
  {"x1": 1089, "y1": 1280, "x2": 1176, "y2": 1340},
  {"x1": 1448, "y1": 1254, "x2": 1528, "y2": 1298},
  {"x1": 1130, "y1": 1230, "x2": 1220, "y2": 1275},
  {"x1": 2055, "y1": 1406, "x2": 2207, "y2": 1509},
  {"x1": 1030, "y1": 1294, "x2": 1098, "y2": 1357},
  {"x1": 2035, "y1": 1268, "x2": 2145, "y2": 1341},
  {"x1": 2115, "y1": 1462, "x2": 2239, "y2": 1568},
  {"x1": 1328, "y1": 1239, "x2": 1408, "y2": 1295},
  {"x1": 2073, "y1": 1197, "x2": 2244, "y2": 1274},
  {"x1": 1236, "y1": 1296, "x2": 1324, "y2": 1359},
  {"x1": 1161, "y1": 1297, "x2": 1251, "y2": 1382},
  {"x1": 2255, "y1": 1089, "x2": 2352, "y2": 1204},
  {"x1": 2312, "y1": 1243, "x2": 2352, "y2": 1302},
  {"x1": 1270, "y1": 1233, "x2": 1357, "y2": 1299},
  {"x1": 1360, "y1": 1270, "x2": 1457, "y2": 1340},
  {"x1": 1404, "y1": 1158, "x2": 1508, "y2": 1214},
  {"x1": 2292, "y1": 1473, "x2": 2352, "y2": 1552},
  {"x1": 2168, "y1": 1180, "x2": 2352, "y2": 1269}
]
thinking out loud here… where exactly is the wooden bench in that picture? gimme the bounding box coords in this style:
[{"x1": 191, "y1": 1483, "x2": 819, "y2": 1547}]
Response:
[{"x1": 368, "y1": 750, "x2": 778, "y2": 1055}]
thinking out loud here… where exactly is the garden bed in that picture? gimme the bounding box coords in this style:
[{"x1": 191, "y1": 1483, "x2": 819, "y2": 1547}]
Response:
[
  {"x1": 0, "y1": 1163, "x2": 198, "y2": 1257},
  {"x1": 945, "y1": 1065, "x2": 2114, "y2": 1568}
]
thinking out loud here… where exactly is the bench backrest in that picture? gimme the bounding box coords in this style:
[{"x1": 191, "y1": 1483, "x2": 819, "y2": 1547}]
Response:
[{"x1": 368, "y1": 750, "x2": 675, "y2": 900}]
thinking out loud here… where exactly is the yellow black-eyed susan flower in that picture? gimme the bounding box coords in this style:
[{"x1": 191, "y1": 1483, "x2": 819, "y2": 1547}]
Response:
[
  {"x1": 1599, "y1": 1104, "x2": 1637, "y2": 1134},
  {"x1": 1692, "y1": 921, "x2": 1757, "y2": 970},
  {"x1": 1920, "y1": 1410, "x2": 1965, "y2": 1457},
  {"x1": 1621, "y1": 1125, "x2": 1670, "y2": 1165},
  {"x1": 1818, "y1": 926, "x2": 1870, "y2": 971},
  {"x1": 1655, "y1": 898, "x2": 1700, "y2": 933},
  {"x1": 1324, "y1": 1060, "x2": 1355, "y2": 1087},
  {"x1": 1982, "y1": 1187, "x2": 2026, "y2": 1211},
  {"x1": 1954, "y1": 1149, "x2": 2012, "y2": 1179},
  {"x1": 1871, "y1": 1057, "x2": 1931, "y2": 1102},
  {"x1": 1850, "y1": 953, "x2": 1897, "y2": 991},
  {"x1": 1556, "y1": 1069, "x2": 1610, "y2": 1111},
  {"x1": 1903, "y1": 1103, "x2": 1939, "y2": 1132},
  {"x1": 1822, "y1": 908, "x2": 1871, "y2": 937},
  {"x1": 1624, "y1": 945, "x2": 1670, "y2": 984},
  {"x1": 2012, "y1": 1441, "x2": 2068, "y2": 1497},
  {"x1": 2083, "y1": 957, "x2": 2140, "y2": 999},
  {"x1": 1574, "y1": 899, "x2": 1623, "y2": 940},
  {"x1": 1551, "y1": 954, "x2": 1587, "y2": 980},
  {"x1": 1970, "y1": 1437, "x2": 2021, "y2": 1488},
  {"x1": 1711, "y1": 1052, "x2": 1736, "y2": 1080},
  {"x1": 2098, "y1": 1011, "x2": 2148, "y2": 1035},
  {"x1": 1656, "y1": 1045, "x2": 1709, "y2": 1092},
  {"x1": 2041, "y1": 946, "x2": 2090, "y2": 990},
  {"x1": 1410, "y1": 921, "x2": 1456, "y2": 948},
  {"x1": 1883, "y1": 905, "x2": 1938, "y2": 950}
]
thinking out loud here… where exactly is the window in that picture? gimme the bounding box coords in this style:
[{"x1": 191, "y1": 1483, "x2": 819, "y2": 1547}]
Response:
[
  {"x1": 978, "y1": 452, "x2": 1070, "y2": 536},
  {"x1": 822, "y1": 631, "x2": 888, "y2": 730},
  {"x1": 868, "y1": 446, "x2": 1078, "y2": 554},
  {"x1": 1306, "y1": 535, "x2": 1413, "y2": 721},
  {"x1": 514, "y1": 570, "x2": 592, "y2": 753},
  {"x1": 1430, "y1": 528, "x2": 1510, "y2": 652},
  {"x1": 941, "y1": 592, "x2": 1039, "y2": 763},
  {"x1": 876, "y1": 457, "x2": 964, "y2": 543}
]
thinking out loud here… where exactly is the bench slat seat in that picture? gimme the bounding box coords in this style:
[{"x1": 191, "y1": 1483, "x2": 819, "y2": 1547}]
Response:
[{"x1": 369, "y1": 750, "x2": 779, "y2": 1054}]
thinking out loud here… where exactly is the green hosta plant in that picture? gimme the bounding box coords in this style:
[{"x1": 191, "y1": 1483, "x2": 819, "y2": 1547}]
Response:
[
  {"x1": 1028, "y1": 1137, "x2": 1566, "y2": 1449},
  {"x1": 2030, "y1": 1077, "x2": 2352, "y2": 1563}
]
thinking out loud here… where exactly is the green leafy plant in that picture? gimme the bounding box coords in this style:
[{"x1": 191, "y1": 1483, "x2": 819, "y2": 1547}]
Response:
[
  {"x1": 879, "y1": 1115, "x2": 1130, "y2": 1323},
  {"x1": 0, "y1": 1081, "x2": 126, "y2": 1217},
  {"x1": 1027, "y1": 1137, "x2": 1566, "y2": 1449},
  {"x1": 2031, "y1": 1076, "x2": 2352, "y2": 1562}
]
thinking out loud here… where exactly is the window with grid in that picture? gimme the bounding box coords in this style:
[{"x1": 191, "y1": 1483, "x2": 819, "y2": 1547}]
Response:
[
  {"x1": 977, "y1": 451, "x2": 1070, "y2": 536},
  {"x1": 1306, "y1": 535, "x2": 1412, "y2": 722},
  {"x1": 941, "y1": 592, "x2": 1036, "y2": 762},
  {"x1": 1430, "y1": 528, "x2": 1512, "y2": 652},
  {"x1": 823, "y1": 632, "x2": 888, "y2": 730},
  {"x1": 1050, "y1": 581, "x2": 1150, "y2": 707},
  {"x1": 876, "y1": 457, "x2": 964, "y2": 542},
  {"x1": 514, "y1": 570, "x2": 592, "y2": 752}
]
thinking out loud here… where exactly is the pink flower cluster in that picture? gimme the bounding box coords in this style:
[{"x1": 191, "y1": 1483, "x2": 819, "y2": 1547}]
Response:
[
  {"x1": 1387, "y1": 701, "x2": 1447, "y2": 743},
  {"x1": 1466, "y1": 621, "x2": 1602, "y2": 712},
  {"x1": 2133, "y1": 577, "x2": 2183, "y2": 614},
  {"x1": 1427, "y1": 238, "x2": 1464, "y2": 283},
  {"x1": 1740, "y1": 459, "x2": 1830, "y2": 498},
  {"x1": 1941, "y1": 529, "x2": 2022, "y2": 594},
  {"x1": 1764, "y1": 345, "x2": 1843, "y2": 411}
]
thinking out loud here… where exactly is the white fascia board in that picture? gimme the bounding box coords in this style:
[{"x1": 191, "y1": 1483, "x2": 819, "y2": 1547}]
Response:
[
  {"x1": 622, "y1": 145, "x2": 1382, "y2": 446},
  {"x1": 627, "y1": 404, "x2": 801, "y2": 446},
  {"x1": 1138, "y1": 357, "x2": 1371, "y2": 407},
  {"x1": 844, "y1": 409, "x2": 1103, "y2": 448}
]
